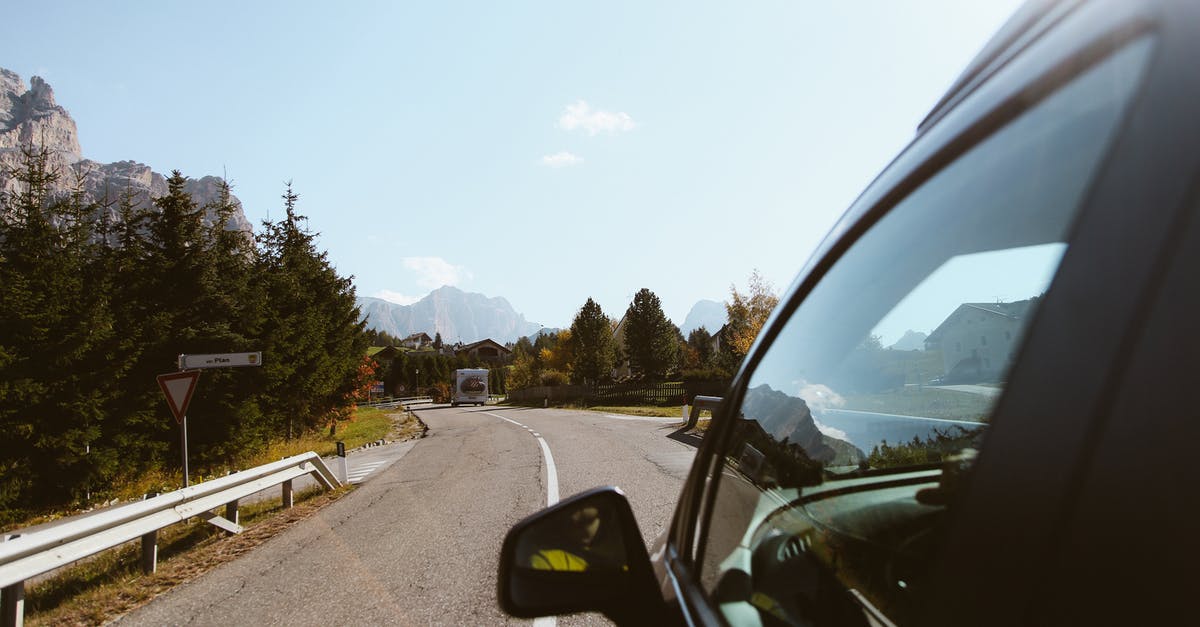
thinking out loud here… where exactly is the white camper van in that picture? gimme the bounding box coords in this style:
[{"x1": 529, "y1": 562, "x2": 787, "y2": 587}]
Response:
[{"x1": 452, "y1": 368, "x2": 489, "y2": 406}]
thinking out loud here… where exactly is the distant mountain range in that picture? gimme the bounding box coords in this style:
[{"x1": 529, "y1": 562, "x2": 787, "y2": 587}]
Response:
[
  {"x1": 356, "y1": 286, "x2": 544, "y2": 344},
  {"x1": 358, "y1": 287, "x2": 731, "y2": 346}
]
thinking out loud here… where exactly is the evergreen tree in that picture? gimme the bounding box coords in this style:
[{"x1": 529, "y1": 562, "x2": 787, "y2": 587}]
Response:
[
  {"x1": 97, "y1": 186, "x2": 166, "y2": 471},
  {"x1": 568, "y1": 297, "x2": 615, "y2": 386},
  {"x1": 623, "y1": 288, "x2": 679, "y2": 381},
  {"x1": 0, "y1": 144, "x2": 115, "y2": 506},
  {"x1": 116, "y1": 171, "x2": 214, "y2": 468},
  {"x1": 687, "y1": 326, "x2": 714, "y2": 367},
  {"x1": 256, "y1": 183, "x2": 367, "y2": 438},
  {"x1": 186, "y1": 179, "x2": 267, "y2": 460}
]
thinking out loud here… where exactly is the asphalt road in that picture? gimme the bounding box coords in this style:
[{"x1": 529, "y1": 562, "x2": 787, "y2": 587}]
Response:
[{"x1": 117, "y1": 405, "x2": 696, "y2": 626}]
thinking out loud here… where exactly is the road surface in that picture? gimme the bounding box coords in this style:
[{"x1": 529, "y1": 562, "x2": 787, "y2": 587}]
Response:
[{"x1": 117, "y1": 405, "x2": 696, "y2": 625}]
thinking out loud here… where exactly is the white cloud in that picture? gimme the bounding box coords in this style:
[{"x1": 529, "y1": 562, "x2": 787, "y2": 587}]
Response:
[
  {"x1": 402, "y1": 256, "x2": 472, "y2": 289},
  {"x1": 375, "y1": 290, "x2": 421, "y2": 305},
  {"x1": 541, "y1": 151, "x2": 583, "y2": 168},
  {"x1": 558, "y1": 100, "x2": 635, "y2": 135}
]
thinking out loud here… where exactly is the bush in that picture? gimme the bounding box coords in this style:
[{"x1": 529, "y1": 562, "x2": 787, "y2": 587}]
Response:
[
  {"x1": 682, "y1": 367, "x2": 732, "y2": 381},
  {"x1": 539, "y1": 370, "x2": 570, "y2": 387},
  {"x1": 428, "y1": 381, "x2": 452, "y2": 403}
]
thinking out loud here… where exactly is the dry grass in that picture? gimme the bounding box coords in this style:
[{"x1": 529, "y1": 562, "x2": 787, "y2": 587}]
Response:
[{"x1": 25, "y1": 487, "x2": 346, "y2": 626}]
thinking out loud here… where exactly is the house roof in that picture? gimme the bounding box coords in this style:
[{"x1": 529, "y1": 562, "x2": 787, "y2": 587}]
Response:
[
  {"x1": 926, "y1": 299, "x2": 1035, "y2": 343},
  {"x1": 404, "y1": 332, "x2": 433, "y2": 342},
  {"x1": 456, "y1": 338, "x2": 512, "y2": 355}
]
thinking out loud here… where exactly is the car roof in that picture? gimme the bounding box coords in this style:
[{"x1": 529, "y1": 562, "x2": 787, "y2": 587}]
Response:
[{"x1": 918, "y1": 0, "x2": 1074, "y2": 133}]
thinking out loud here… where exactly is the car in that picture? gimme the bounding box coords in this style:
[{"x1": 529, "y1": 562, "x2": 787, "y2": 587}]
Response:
[{"x1": 496, "y1": 0, "x2": 1200, "y2": 625}]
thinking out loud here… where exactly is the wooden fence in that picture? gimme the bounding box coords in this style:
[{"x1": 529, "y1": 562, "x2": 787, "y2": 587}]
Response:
[{"x1": 508, "y1": 381, "x2": 709, "y2": 406}]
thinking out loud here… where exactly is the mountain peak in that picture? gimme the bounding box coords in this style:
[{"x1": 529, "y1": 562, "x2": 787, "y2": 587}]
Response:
[
  {"x1": 0, "y1": 67, "x2": 251, "y2": 233},
  {"x1": 357, "y1": 288, "x2": 542, "y2": 344},
  {"x1": 681, "y1": 299, "x2": 727, "y2": 335}
]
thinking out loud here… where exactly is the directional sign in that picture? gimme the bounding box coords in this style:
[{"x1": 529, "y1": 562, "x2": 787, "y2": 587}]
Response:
[
  {"x1": 157, "y1": 371, "x2": 201, "y2": 424},
  {"x1": 178, "y1": 352, "x2": 263, "y2": 370}
]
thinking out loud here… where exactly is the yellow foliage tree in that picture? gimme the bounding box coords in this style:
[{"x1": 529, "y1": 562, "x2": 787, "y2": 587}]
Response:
[{"x1": 724, "y1": 270, "x2": 780, "y2": 360}]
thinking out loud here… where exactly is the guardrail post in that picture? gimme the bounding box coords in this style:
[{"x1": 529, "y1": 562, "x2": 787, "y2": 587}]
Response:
[
  {"x1": 336, "y1": 442, "x2": 348, "y2": 484},
  {"x1": 140, "y1": 493, "x2": 159, "y2": 574},
  {"x1": 282, "y1": 479, "x2": 293, "y2": 509},
  {"x1": 686, "y1": 395, "x2": 723, "y2": 430},
  {"x1": 3, "y1": 534, "x2": 24, "y2": 627},
  {"x1": 224, "y1": 472, "x2": 239, "y2": 530}
]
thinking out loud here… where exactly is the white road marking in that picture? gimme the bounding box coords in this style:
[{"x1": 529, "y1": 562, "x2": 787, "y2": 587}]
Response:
[
  {"x1": 535, "y1": 436, "x2": 559, "y2": 506},
  {"x1": 486, "y1": 411, "x2": 559, "y2": 506},
  {"x1": 346, "y1": 460, "x2": 388, "y2": 484},
  {"x1": 484, "y1": 410, "x2": 561, "y2": 627}
]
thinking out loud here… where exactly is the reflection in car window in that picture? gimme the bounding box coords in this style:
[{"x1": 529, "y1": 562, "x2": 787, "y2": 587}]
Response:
[{"x1": 698, "y1": 39, "x2": 1152, "y2": 627}]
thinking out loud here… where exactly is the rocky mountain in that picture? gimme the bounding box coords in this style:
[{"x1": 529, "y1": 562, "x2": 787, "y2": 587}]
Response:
[
  {"x1": 681, "y1": 299, "x2": 727, "y2": 335},
  {"x1": 357, "y1": 286, "x2": 544, "y2": 344},
  {"x1": 0, "y1": 67, "x2": 251, "y2": 232}
]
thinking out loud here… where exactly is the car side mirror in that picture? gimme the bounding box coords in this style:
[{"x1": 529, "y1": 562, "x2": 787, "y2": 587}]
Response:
[{"x1": 497, "y1": 486, "x2": 665, "y2": 624}]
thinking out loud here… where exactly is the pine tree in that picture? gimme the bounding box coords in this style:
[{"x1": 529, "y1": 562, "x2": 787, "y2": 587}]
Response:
[
  {"x1": 623, "y1": 288, "x2": 679, "y2": 381},
  {"x1": 568, "y1": 297, "x2": 615, "y2": 386},
  {"x1": 186, "y1": 179, "x2": 267, "y2": 460},
  {"x1": 0, "y1": 144, "x2": 115, "y2": 506},
  {"x1": 256, "y1": 183, "x2": 367, "y2": 438},
  {"x1": 686, "y1": 326, "x2": 715, "y2": 369}
]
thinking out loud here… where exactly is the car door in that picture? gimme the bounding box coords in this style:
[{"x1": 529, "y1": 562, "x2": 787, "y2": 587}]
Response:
[{"x1": 659, "y1": 3, "x2": 1192, "y2": 625}]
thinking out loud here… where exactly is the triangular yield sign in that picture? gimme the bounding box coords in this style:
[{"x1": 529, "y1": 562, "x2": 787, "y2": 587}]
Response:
[{"x1": 157, "y1": 371, "x2": 200, "y2": 424}]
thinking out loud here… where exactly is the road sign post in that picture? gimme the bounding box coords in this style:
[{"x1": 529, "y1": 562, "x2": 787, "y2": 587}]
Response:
[
  {"x1": 159, "y1": 353, "x2": 262, "y2": 489},
  {"x1": 157, "y1": 371, "x2": 201, "y2": 487}
]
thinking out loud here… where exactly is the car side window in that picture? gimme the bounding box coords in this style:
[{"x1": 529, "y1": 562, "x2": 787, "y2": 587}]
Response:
[{"x1": 696, "y1": 39, "x2": 1153, "y2": 627}]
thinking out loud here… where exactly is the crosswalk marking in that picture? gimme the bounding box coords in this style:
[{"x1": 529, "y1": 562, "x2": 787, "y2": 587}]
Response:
[{"x1": 346, "y1": 460, "x2": 388, "y2": 484}]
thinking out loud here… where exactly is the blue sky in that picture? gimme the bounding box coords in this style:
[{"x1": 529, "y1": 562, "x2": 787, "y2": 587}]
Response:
[{"x1": 4, "y1": 1, "x2": 1023, "y2": 329}]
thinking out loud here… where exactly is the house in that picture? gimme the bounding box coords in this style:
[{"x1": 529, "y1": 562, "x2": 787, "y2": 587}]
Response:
[
  {"x1": 710, "y1": 324, "x2": 727, "y2": 355},
  {"x1": 924, "y1": 299, "x2": 1035, "y2": 382},
  {"x1": 401, "y1": 332, "x2": 433, "y2": 350},
  {"x1": 455, "y1": 338, "x2": 512, "y2": 362}
]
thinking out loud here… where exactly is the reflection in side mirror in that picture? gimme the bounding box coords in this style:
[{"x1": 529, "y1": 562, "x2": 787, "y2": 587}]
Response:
[{"x1": 497, "y1": 486, "x2": 664, "y2": 624}]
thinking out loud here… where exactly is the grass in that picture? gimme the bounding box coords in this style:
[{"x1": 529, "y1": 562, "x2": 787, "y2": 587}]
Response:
[
  {"x1": 89, "y1": 407, "x2": 415, "y2": 507},
  {"x1": 24, "y1": 486, "x2": 344, "y2": 626},
  {"x1": 236, "y1": 406, "x2": 411, "y2": 468}
]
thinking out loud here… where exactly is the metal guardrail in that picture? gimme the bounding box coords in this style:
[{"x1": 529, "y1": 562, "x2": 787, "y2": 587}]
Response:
[
  {"x1": 360, "y1": 395, "x2": 433, "y2": 409},
  {"x1": 685, "y1": 395, "x2": 723, "y2": 430},
  {"x1": 0, "y1": 452, "x2": 340, "y2": 626}
]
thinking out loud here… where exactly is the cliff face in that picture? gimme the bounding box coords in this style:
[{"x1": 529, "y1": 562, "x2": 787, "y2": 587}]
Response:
[
  {"x1": 0, "y1": 67, "x2": 251, "y2": 232},
  {"x1": 357, "y1": 286, "x2": 545, "y2": 344}
]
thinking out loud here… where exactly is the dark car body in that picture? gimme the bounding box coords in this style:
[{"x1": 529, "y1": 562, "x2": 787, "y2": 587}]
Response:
[{"x1": 500, "y1": 1, "x2": 1200, "y2": 624}]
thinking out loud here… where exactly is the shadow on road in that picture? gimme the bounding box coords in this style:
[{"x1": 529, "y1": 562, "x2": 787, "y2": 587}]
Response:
[{"x1": 667, "y1": 426, "x2": 705, "y2": 449}]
